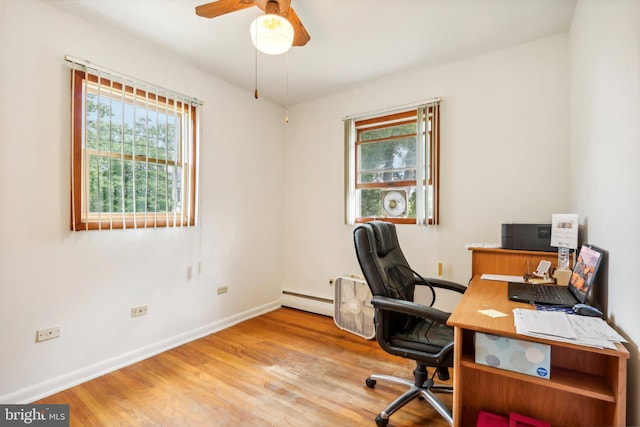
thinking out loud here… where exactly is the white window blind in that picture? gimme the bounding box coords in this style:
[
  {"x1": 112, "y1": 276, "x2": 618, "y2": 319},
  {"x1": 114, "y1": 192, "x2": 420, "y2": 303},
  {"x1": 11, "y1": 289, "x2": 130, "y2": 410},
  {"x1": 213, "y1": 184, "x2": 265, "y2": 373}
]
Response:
[{"x1": 67, "y1": 56, "x2": 202, "y2": 231}]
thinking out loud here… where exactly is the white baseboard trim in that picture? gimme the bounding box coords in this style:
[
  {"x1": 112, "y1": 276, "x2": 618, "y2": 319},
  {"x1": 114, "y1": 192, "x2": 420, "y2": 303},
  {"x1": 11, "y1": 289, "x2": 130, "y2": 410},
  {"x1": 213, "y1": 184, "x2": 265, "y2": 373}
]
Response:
[
  {"x1": 281, "y1": 290, "x2": 334, "y2": 317},
  {"x1": 2, "y1": 300, "x2": 281, "y2": 404}
]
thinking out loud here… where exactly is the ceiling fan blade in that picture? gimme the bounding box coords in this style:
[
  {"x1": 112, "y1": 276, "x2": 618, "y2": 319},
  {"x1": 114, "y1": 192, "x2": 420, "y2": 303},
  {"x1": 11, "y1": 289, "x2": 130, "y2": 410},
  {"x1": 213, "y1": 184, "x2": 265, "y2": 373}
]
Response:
[
  {"x1": 282, "y1": 7, "x2": 310, "y2": 46},
  {"x1": 195, "y1": 0, "x2": 256, "y2": 19}
]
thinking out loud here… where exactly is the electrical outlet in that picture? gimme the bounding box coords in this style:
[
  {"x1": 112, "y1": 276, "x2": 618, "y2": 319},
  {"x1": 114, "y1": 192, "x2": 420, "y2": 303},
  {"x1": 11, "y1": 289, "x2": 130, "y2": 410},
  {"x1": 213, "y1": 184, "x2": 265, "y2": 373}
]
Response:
[
  {"x1": 217, "y1": 286, "x2": 228, "y2": 295},
  {"x1": 131, "y1": 305, "x2": 148, "y2": 317},
  {"x1": 36, "y1": 326, "x2": 60, "y2": 342},
  {"x1": 187, "y1": 266, "x2": 193, "y2": 280}
]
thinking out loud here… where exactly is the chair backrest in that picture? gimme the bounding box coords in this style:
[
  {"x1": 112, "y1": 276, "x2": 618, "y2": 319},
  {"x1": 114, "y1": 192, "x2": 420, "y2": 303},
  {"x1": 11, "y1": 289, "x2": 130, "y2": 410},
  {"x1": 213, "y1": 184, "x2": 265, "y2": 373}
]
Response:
[{"x1": 353, "y1": 221, "x2": 417, "y2": 302}]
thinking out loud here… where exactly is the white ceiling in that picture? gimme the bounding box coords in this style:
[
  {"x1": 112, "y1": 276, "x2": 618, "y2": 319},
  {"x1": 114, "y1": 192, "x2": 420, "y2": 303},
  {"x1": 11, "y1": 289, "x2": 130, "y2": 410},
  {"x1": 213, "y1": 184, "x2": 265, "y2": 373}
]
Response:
[{"x1": 43, "y1": 0, "x2": 577, "y2": 106}]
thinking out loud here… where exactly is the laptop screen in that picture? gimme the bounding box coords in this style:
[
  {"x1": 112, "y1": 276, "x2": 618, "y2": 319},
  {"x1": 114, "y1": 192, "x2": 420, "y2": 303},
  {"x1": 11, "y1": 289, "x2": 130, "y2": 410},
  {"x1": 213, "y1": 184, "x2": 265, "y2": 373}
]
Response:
[{"x1": 569, "y1": 244, "x2": 604, "y2": 303}]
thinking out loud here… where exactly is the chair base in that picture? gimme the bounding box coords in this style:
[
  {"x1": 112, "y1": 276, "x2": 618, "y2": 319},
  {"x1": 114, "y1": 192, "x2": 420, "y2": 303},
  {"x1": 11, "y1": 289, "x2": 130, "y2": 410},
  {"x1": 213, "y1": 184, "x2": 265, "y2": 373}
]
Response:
[{"x1": 366, "y1": 373, "x2": 453, "y2": 427}]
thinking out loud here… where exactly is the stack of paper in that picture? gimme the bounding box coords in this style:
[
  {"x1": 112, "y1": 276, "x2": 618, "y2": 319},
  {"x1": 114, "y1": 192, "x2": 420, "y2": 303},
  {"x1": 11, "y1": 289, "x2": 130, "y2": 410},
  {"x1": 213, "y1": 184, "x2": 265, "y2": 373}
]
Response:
[{"x1": 513, "y1": 309, "x2": 627, "y2": 350}]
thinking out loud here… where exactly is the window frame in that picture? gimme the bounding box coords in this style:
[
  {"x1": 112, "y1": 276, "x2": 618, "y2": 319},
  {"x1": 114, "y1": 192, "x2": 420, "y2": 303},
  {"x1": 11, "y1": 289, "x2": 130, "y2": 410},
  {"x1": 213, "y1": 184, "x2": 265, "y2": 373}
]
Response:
[
  {"x1": 71, "y1": 69, "x2": 198, "y2": 231},
  {"x1": 346, "y1": 102, "x2": 440, "y2": 225}
]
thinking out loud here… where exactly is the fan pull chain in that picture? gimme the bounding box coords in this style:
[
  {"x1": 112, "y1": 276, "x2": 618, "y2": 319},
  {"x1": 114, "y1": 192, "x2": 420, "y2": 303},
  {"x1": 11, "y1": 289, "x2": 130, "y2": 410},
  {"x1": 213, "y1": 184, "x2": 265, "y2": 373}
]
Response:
[
  {"x1": 254, "y1": 19, "x2": 259, "y2": 99},
  {"x1": 284, "y1": 52, "x2": 289, "y2": 123}
]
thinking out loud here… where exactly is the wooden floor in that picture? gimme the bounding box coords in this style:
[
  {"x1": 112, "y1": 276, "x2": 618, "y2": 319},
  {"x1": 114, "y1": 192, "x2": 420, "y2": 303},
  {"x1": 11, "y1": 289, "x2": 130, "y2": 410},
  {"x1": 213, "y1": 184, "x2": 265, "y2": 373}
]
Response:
[{"x1": 36, "y1": 308, "x2": 453, "y2": 426}]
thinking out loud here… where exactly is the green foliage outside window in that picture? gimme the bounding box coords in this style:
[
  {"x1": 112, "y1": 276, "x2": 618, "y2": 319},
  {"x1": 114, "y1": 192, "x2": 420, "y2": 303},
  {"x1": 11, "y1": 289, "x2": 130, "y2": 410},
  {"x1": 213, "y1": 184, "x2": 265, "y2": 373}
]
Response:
[{"x1": 84, "y1": 92, "x2": 181, "y2": 214}]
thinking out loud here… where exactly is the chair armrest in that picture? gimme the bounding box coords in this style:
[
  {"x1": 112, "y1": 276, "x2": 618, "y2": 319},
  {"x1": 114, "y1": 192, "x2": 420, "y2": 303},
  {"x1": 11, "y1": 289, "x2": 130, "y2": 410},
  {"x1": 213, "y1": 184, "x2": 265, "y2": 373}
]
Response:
[
  {"x1": 415, "y1": 277, "x2": 467, "y2": 294},
  {"x1": 370, "y1": 295, "x2": 450, "y2": 324}
]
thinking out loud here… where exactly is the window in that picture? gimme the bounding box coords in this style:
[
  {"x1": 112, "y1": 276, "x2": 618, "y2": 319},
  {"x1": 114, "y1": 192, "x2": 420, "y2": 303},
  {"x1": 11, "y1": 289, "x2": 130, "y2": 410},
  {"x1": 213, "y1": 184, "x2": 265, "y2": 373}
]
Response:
[
  {"x1": 69, "y1": 62, "x2": 200, "y2": 231},
  {"x1": 344, "y1": 101, "x2": 440, "y2": 225}
]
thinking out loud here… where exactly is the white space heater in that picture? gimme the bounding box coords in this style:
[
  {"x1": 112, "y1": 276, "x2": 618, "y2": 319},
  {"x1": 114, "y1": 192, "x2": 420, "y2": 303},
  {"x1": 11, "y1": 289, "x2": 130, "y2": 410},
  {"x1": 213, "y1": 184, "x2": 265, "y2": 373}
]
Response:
[{"x1": 333, "y1": 275, "x2": 375, "y2": 339}]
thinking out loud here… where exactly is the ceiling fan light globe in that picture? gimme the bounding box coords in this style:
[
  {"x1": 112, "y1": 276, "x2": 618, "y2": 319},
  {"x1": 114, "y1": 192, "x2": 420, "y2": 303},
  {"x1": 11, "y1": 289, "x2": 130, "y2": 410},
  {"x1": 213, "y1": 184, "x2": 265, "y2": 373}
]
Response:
[{"x1": 250, "y1": 14, "x2": 294, "y2": 55}]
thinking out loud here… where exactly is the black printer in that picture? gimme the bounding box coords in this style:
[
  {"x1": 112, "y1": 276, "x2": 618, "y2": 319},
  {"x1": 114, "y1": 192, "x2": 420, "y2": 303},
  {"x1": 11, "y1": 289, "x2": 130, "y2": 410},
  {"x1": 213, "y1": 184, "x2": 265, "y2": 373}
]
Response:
[{"x1": 501, "y1": 223, "x2": 556, "y2": 252}]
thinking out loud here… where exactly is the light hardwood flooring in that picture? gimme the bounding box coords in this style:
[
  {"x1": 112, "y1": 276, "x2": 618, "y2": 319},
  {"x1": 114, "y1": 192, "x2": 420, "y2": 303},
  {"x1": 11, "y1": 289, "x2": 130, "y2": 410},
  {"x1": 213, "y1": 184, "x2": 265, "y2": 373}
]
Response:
[{"x1": 35, "y1": 307, "x2": 453, "y2": 426}]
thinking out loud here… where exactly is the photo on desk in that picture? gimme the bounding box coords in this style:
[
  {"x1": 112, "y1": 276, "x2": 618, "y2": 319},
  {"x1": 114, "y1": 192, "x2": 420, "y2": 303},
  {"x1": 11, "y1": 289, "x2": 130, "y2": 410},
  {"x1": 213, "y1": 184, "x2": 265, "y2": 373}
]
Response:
[{"x1": 550, "y1": 213, "x2": 578, "y2": 248}]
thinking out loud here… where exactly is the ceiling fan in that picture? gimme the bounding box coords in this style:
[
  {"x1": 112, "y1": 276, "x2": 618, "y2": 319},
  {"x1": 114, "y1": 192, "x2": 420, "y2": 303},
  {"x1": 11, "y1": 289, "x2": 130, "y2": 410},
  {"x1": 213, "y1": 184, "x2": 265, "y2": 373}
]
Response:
[{"x1": 195, "y1": 0, "x2": 311, "y2": 48}]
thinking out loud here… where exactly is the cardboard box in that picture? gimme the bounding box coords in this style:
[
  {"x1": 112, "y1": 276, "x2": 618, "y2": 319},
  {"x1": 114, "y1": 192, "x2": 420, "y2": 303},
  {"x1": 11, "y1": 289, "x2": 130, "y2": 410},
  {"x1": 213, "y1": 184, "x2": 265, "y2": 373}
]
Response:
[{"x1": 475, "y1": 332, "x2": 550, "y2": 379}]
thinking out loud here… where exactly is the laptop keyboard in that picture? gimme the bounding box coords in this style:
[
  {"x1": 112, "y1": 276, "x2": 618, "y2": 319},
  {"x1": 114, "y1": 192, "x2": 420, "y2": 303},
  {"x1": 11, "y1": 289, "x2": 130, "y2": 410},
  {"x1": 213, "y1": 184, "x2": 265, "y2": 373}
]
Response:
[
  {"x1": 531, "y1": 284, "x2": 575, "y2": 305},
  {"x1": 531, "y1": 285, "x2": 557, "y2": 299}
]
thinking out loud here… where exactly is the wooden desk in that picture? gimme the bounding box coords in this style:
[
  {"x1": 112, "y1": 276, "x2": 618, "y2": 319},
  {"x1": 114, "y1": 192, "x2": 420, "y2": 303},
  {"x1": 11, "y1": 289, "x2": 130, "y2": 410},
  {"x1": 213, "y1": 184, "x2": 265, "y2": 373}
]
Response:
[{"x1": 448, "y1": 277, "x2": 629, "y2": 426}]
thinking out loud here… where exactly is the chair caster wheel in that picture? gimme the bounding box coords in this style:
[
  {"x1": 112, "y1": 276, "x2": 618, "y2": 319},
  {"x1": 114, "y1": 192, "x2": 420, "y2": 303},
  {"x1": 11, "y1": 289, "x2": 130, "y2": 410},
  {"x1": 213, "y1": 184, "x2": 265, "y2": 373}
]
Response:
[
  {"x1": 365, "y1": 378, "x2": 377, "y2": 388},
  {"x1": 375, "y1": 414, "x2": 389, "y2": 426},
  {"x1": 437, "y1": 366, "x2": 450, "y2": 381}
]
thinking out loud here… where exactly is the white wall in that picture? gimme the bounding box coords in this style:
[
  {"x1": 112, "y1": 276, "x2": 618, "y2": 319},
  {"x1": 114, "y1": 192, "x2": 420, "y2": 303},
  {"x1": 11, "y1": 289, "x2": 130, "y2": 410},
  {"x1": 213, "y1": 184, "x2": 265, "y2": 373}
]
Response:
[
  {"x1": 569, "y1": 0, "x2": 640, "y2": 422},
  {"x1": 283, "y1": 34, "x2": 570, "y2": 311},
  {"x1": 0, "y1": 0, "x2": 286, "y2": 403}
]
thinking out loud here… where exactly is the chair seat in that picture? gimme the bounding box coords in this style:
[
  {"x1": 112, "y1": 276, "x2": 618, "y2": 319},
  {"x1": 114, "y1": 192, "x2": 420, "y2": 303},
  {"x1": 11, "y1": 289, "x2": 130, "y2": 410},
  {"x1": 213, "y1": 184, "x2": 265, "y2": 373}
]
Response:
[{"x1": 388, "y1": 318, "x2": 454, "y2": 365}]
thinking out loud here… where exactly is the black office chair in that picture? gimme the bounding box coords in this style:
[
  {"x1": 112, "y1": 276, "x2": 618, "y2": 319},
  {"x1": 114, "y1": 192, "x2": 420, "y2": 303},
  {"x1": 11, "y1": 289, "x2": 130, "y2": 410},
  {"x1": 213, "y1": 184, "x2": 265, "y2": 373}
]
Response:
[{"x1": 353, "y1": 221, "x2": 466, "y2": 426}]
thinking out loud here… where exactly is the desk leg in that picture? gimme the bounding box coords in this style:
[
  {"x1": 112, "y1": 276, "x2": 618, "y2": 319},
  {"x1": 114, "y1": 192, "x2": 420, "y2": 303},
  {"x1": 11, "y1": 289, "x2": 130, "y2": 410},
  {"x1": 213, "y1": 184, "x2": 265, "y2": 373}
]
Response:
[
  {"x1": 613, "y1": 353, "x2": 627, "y2": 426},
  {"x1": 452, "y1": 327, "x2": 462, "y2": 427}
]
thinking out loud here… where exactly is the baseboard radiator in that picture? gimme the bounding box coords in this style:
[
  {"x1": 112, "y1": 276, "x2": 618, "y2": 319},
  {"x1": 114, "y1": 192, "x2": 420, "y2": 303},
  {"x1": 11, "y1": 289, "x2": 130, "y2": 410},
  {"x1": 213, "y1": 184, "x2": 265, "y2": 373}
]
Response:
[
  {"x1": 281, "y1": 274, "x2": 369, "y2": 320},
  {"x1": 281, "y1": 290, "x2": 334, "y2": 317}
]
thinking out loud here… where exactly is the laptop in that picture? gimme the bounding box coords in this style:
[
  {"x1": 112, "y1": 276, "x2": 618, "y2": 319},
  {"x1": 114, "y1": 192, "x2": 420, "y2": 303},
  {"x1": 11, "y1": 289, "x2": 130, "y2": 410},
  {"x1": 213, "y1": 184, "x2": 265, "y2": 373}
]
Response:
[{"x1": 508, "y1": 243, "x2": 604, "y2": 307}]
